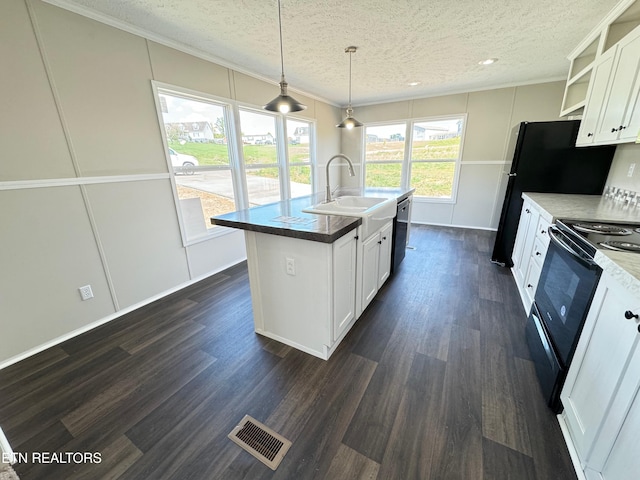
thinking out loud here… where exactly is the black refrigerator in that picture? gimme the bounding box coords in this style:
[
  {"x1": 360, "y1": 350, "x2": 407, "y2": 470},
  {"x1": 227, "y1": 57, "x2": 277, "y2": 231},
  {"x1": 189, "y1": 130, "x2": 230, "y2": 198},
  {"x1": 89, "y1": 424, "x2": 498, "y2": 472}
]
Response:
[{"x1": 490, "y1": 120, "x2": 616, "y2": 267}]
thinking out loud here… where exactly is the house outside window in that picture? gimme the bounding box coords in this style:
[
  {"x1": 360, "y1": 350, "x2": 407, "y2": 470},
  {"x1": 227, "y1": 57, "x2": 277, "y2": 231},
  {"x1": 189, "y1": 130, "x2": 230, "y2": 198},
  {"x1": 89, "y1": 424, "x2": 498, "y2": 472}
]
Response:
[{"x1": 286, "y1": 119, "x2": 314, "y2": 198}]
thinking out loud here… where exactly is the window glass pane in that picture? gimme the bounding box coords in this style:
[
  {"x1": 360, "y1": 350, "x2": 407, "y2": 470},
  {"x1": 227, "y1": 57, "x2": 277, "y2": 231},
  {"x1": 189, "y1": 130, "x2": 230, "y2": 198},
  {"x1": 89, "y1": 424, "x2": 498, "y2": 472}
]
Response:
[
  {"x1": 410, "y1": 162, "x2": 456, "y2": 198},
  {"x1": 240, "y1": 110, "x2": 278, "y2": 165},
  {"x1": 246, "y1": 167, "x2": 281, "y2": 206},
  {"x1": 410, "y1": 117, "x2": 463, "y2": 199},
  {"x1": 287, "y1": 119, "x2": 312, "y2": 197},
  {"x1": 365, "y1": 163, "x2": 402, "y2": 189},
  {"x1": 365, "y1": 124, "x2": 406, "y2": 162},
  {"x1": 158, "y1": 91, "x2": 236, "y2": 234},
  {"x1": 411, "y1": 119, "x2": 462, "y2": 160}
]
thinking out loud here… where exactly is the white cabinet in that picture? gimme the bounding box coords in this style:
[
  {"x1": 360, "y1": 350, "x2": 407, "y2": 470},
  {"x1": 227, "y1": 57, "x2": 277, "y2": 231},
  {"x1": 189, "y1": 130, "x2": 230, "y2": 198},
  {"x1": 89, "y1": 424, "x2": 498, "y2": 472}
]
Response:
[
  {"x1": 576, "y1": 25, "x2": 640, "y2": 146},
  {"x1": 512, "y1": 199, "x2": 550, "y2": 313},
  {"x1": 244, "y1": 228, "x2": 359, "y2": 360},
  {"x1": 561, "y1": 271, "x2": 640, "y2": 476},
  {"x1": 377, "y1": 222, "x2": 393, "y2": 289},
  {"x1": 512, "y1": 200, "x2": 539, "y2": 286},
  {"x1": 576, "y1": 47, "x2": 617, "y2": 145},
  {"x1": 332, "y1": 229, "x2": 358, "y2": 342},
  {"x1": 359, "y1": 221, "x2": 393, "y2": 312}
]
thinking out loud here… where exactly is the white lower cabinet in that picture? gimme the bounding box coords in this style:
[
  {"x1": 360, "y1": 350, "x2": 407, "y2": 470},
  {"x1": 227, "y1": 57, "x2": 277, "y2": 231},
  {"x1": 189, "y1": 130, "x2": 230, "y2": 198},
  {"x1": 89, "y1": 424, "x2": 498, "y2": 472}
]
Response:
[
  {"x1": 512, "y1": 199, "x2": 550, "y2": 313},
  {"x1": 332, "y1": 229, "x2": 358, "y2": 342},
  {"x1": 359, "y1": 221, "x2": 393, "y2": 313},
  {"x1": 560, "y1": 271, "x2": 640, "y2": 478}
]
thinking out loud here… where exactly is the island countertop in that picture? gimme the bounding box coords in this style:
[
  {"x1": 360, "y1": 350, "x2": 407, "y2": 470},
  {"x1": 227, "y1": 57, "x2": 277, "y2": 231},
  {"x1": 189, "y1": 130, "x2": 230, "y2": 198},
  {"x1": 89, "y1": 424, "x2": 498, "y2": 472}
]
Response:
[{"x1": 211, "y1": 187, "x2": 414, "y2": 243}]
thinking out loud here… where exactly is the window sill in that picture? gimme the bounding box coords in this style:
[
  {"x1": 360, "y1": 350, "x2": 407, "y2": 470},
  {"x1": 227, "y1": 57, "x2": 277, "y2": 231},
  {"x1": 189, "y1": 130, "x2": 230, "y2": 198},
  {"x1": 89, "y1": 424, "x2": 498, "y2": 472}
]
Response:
[{"x1": 183, "y1": 225, "x2": 240, "y2": 247}]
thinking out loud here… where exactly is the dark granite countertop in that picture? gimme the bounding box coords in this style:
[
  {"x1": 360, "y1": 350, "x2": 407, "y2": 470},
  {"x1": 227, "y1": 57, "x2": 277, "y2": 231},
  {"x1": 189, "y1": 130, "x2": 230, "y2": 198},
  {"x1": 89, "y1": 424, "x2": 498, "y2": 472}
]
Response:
[{"x1": 211, "y1": 188, "x2": 414, "y2": 243}]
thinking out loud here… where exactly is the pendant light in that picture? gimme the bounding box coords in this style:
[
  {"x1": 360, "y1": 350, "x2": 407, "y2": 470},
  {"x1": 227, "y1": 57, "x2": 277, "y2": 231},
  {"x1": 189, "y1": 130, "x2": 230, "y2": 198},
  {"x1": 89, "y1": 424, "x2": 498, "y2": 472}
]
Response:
[
  {"x1": 337, "y1": 46, "x2": 363, "y2": 129},
  {"x1": 263, "y1": 0, "x2": 306, "y2": 114}
]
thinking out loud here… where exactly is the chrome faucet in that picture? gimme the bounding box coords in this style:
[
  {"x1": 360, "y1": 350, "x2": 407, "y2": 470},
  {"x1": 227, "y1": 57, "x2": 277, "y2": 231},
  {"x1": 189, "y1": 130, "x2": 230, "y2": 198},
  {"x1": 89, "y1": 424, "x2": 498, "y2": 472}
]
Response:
[{"x1": 325, "y1": 154, "x2": 355, "y2": 203}]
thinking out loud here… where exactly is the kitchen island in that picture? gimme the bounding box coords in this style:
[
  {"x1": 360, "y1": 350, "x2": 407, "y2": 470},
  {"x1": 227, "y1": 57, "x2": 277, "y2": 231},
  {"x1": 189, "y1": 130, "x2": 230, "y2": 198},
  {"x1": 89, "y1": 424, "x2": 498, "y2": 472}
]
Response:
[{"x1": 212, "y1": 188, "x2": 413, "y2": 359}]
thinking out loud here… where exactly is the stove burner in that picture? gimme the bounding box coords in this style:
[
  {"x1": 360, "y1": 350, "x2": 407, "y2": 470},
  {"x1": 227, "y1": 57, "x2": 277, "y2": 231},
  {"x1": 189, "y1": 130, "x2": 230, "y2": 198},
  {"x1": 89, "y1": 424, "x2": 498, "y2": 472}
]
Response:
[
  {"x1": 599, "y1": 241, "x2": 640, "y2": 252},
  {"x1": 573, "y1": 223, "x2": 632, "y2": 235}
]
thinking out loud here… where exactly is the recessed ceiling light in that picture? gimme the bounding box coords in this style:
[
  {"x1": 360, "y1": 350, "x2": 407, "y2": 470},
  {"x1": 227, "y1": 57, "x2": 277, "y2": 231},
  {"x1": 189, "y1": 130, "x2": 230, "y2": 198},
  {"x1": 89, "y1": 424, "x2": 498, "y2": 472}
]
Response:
[
  {"x1": 407, "y1": 81, "x2": 421, "y2": 86},
  {"x1": 479, "y1": 58, "x2": 498, "y2": 65}
]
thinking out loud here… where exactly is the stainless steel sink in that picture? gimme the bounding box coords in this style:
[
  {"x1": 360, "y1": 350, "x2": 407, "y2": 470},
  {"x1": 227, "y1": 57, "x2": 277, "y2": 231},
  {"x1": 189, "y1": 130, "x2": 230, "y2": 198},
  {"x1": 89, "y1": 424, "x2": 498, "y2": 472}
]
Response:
[{"x1": 302, "y1": 196, "x2": 396, "y2": 238}]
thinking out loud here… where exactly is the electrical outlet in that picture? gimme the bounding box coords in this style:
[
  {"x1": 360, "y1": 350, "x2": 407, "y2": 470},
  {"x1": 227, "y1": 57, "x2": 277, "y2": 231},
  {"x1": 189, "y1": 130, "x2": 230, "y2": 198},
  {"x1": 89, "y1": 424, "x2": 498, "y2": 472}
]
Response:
[
  {"x1": 285, "y1": 257, "x2": 295, "y2": 276},
  {"x1": 628, "y1": 163, "x2": 636, "y2": 177},
  {"x1": 79, "y1": 285, "x2": 94, "y2": 301}
]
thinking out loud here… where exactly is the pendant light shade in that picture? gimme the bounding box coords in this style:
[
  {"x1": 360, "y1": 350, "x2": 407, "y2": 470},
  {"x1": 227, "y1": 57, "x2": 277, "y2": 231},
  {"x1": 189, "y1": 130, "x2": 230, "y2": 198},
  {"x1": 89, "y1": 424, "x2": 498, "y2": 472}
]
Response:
[
  {"x1": 264, "y1": 0, "x2": 306, "y2": 114},
  {"x1": 337, "y1": 46, "x2": 363, "y2": 129}
]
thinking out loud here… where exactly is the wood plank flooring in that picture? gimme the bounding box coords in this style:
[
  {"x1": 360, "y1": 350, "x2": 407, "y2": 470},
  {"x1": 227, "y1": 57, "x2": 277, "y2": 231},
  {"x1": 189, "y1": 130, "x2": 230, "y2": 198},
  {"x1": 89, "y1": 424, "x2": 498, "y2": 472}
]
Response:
[{"x1": 0, "y1": 225, "x2": 577, "y2": 479}]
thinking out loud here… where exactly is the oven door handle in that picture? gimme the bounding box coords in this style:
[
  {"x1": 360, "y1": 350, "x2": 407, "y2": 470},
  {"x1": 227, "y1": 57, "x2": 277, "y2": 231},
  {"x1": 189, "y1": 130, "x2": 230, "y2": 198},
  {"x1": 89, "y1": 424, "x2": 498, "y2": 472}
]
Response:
[{"x1": 548, "y1": 225, "x2": 598, "y2": 270}]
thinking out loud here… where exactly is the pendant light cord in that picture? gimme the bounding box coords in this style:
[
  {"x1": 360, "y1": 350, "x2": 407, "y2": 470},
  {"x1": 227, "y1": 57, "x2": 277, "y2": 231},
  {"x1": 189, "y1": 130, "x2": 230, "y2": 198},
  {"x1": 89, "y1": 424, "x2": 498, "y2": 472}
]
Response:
[
  {"x1": 277, "y1": 0, "x2": 285, "y2": 79},
  {"x1": 348, "y1": 50, "x2": 352, "y2": 108}
]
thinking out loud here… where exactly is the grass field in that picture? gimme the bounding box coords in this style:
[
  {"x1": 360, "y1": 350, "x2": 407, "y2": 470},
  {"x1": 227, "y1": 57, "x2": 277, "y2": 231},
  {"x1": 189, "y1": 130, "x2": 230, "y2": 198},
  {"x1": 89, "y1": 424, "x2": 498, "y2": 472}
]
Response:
[{"x1": 170, "y1": 137, "x2": 458, "y2": 197}]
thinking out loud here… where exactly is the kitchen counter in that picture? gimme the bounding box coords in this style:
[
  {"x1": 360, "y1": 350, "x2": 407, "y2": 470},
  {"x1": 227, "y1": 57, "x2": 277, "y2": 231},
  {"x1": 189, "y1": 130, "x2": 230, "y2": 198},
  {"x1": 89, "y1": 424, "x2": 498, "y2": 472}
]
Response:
[
  {"x1": 211, "y1": 187, "x2": 414, "y2": 243},
  {"x1": 522, "y1": 192, "x2": 640, "y2": 292}
]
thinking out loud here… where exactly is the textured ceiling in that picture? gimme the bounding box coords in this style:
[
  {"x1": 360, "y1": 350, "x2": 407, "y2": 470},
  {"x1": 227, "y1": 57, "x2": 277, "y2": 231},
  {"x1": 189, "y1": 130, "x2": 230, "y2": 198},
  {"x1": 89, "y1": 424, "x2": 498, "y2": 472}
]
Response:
[{"x1": 47, "y1": 0, "x2": 619, "y2": 106}]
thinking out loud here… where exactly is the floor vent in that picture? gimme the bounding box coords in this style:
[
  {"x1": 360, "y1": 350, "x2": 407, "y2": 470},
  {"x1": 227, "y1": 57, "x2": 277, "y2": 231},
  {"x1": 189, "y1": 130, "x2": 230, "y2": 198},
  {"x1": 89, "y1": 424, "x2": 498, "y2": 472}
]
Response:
[{"x1": 228, "y1": 415, "x2": 291, "y2": 470}]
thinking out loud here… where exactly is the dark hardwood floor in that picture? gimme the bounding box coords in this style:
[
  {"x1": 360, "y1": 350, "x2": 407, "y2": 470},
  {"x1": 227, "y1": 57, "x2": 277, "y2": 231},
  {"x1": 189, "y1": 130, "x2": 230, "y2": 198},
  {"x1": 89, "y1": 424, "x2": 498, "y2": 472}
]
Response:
[{"x1": 0, "y1": 225, "x2": 577, "y2": 479}]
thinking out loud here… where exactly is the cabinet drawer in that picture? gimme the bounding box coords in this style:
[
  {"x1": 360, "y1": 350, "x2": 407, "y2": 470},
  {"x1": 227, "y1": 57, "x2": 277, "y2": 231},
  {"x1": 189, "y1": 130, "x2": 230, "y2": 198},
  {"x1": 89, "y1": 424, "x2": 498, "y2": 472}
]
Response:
[
  {"x1": 531, "y1": 236, "x2": 547, "y2": 267},
  {"x1": 524, "y1": 258, "x2": 543, "y2": 307},
  {"x1": 536, "y1": 216, "x2": 551, "y2": 246}
]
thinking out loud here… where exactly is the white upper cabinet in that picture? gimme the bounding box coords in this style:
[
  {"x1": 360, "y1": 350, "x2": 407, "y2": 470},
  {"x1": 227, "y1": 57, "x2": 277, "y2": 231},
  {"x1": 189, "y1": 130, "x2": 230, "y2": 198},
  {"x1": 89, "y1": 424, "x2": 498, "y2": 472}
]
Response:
[
  {"x1": 578, "y1": 25, "x2": 640, "y2": 145},
  {"x1": 576, "y1": 47, "x2": 617, "y2": 145},
  {"x1": 564, "y1": 0, "x2": 640, "y2": 146}
]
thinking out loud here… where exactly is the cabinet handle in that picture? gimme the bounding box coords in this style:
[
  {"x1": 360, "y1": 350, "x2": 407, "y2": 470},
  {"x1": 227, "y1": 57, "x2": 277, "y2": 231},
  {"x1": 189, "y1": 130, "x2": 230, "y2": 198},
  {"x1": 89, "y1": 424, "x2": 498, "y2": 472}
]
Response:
[
  {"x1": 535, "y1": 251, "x2": 541, "y2": 256},
  {"x1": 611, "y1": 127, "x2": 619, "y2": 133},
  {"x1": 378, "y1": 240, "x2": 382, "y2": 244},
  {"x1": 354, "y1": 235, "x2": 359, "y2": 240},
  {"x1": 625, "y1": 310, "x2": 639, "y2": 320},
  {"x1": 382, "y1": 236, "x2": 387, "y2": 240},
  {"x1": 587, "y1": 133, "x2": 593, "y2": 137},
  {"x1": 540, "y1": 230, "x2": 546, "y2": 235},
  {"x1": 527, "y1": 284, "x2": 533, "y2": 288},
  {"x1": 620, "y1": 125, "x2": 627, "y2": 130},
  {"x1": 525, "y1": 208, "x2": 530, "y2": 214}
]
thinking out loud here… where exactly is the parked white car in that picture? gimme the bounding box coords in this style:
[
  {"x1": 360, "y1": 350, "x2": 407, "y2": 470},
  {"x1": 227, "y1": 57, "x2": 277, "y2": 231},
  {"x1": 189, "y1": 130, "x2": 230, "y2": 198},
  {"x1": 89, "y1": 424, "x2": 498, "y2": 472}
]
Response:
[{"x1": 168, "y1": 148, "x2": 199, "y2": 175}]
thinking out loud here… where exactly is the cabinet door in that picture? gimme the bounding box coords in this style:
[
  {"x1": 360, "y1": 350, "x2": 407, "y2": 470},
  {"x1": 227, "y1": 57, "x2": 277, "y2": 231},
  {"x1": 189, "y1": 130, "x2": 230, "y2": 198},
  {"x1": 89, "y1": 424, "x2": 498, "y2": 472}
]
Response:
[
  {"x1": 512, "y1": 201, "x2": 534, "y2": 284},
  {"x1": 333, "y1": 230, "x2": 358, "y2": 341},
  {"x1": 377, "y1": 222, "x2": 393, "y2": 289},
  {"x1": 561, "y1": 273, "x2": 640, "y2": 463},
  {"x1": 595, "y1": 27, "x2": 640, "y2": 143},
  {"x1": 513, "y1": 203, "x2": 539, "y2": 288},
  {"x1": 576, "y1": 47, "x2": 617, "y2": 145},
  {"x1": 618, "y1": 27, "x2": 640, "y2": 143},
  {"x1": 361, "y1": 233, "x2": 380, "y2": 311}
]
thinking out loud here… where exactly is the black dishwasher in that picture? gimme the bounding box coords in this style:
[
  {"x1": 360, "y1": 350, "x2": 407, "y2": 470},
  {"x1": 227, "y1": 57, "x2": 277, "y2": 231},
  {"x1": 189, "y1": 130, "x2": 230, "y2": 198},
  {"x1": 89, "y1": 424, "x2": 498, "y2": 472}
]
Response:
[{"x1": 391, "y1": 197, "x2": 410, "y2": 272}]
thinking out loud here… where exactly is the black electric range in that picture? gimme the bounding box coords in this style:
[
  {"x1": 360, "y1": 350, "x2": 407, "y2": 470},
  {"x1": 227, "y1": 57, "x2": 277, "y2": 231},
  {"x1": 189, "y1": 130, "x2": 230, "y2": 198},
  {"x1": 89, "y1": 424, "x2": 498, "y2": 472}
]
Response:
[{"x1": 556, "y1": 219, "x2": 640, "y2": 257}]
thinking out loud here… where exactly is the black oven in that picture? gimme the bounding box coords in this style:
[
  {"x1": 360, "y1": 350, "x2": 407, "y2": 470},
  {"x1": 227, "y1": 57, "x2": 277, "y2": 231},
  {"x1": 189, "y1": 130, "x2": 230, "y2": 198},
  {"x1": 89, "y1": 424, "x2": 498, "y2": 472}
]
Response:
[{"x1": 526, "y1": 223, "x2": 602, "y2": 413}]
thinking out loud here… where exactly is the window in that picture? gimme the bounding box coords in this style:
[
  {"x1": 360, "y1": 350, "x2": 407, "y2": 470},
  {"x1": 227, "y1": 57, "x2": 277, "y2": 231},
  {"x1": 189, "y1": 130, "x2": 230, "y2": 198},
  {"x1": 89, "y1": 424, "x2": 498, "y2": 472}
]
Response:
[
  {"x1": 156, "y1": 88, "x2": 237, "y2": 241},
  {"x1": 362, "y1": 115, "x2": 465, "y2": 201},
  {"x1": 364, "y1": 123, "x2": 406, "y2": 189},
  {"x1": 409, "y1": 116, "x2": 464, "y2": 199},
  {"x1": 153, "y1": 83, "x2": 318, "y2": 244},
  {"x1": 286, "y1": 118, "x2": 313, "y2": 197}
]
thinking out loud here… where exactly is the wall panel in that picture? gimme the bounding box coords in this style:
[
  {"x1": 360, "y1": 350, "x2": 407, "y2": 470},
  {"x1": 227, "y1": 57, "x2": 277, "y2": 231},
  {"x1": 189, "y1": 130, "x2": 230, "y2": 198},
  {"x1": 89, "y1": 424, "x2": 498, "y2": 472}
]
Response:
[
  {"x1": 0, "y1": 0, "x2": 75, "y2": 181},
  {"x1": 31, "y1": 1, "x2": 165, "y2": 176}
]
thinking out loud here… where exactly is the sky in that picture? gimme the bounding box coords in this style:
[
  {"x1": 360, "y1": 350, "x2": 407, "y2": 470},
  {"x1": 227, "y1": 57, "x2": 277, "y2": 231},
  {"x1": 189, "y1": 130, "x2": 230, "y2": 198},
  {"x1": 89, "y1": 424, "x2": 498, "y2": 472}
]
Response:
[{"x1": 160, "y1": 93, "x2": 308, "y2": 136}]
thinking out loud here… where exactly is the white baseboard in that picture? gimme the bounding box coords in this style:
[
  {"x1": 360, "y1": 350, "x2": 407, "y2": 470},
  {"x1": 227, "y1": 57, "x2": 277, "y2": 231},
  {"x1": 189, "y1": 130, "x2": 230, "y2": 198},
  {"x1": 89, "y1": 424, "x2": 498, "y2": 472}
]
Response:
[{"x1": 0, "y1": 427, "x2": 15, "y2": 464}]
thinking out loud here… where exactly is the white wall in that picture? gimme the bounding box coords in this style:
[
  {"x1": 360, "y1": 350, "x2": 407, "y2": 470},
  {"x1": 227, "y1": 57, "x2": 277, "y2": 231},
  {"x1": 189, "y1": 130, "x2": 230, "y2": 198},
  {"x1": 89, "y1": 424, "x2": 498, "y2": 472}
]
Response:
[
  {"x1": 339, "y1": 82, "x2": 568, "y2": 230},
  {"x1": 606, "y1": 143, "x2": 640, "y2": 190},
  {"x1": 0, "y1": 0, "x2": 340, "y2": 366}
]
